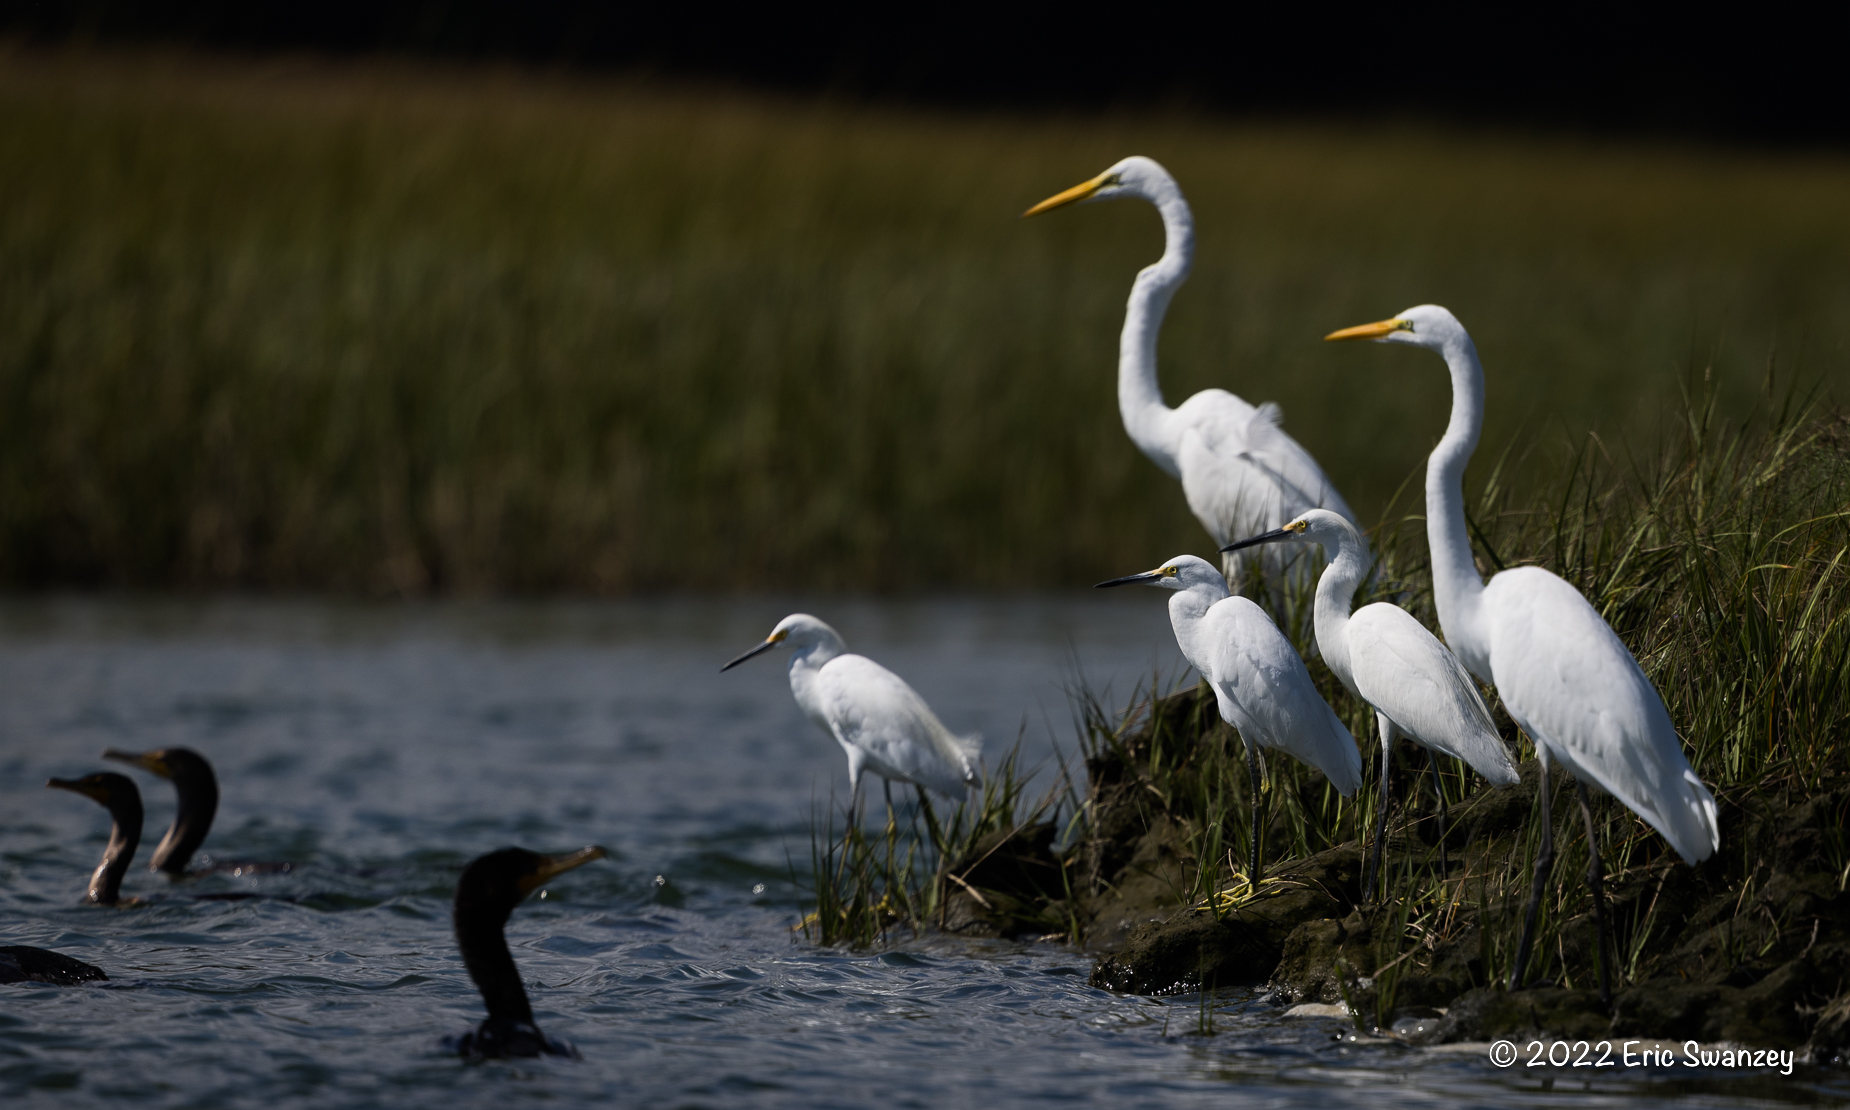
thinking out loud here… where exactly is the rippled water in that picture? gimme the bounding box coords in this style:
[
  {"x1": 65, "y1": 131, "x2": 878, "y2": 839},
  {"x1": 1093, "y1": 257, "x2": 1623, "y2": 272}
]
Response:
[{"x1": 2, "y1": 597, "x2": 1840, "y2": 1108}]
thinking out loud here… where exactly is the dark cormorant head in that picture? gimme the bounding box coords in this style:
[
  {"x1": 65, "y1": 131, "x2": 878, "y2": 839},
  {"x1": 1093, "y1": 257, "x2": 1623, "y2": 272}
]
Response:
[
  {"x1": 104, "y1": 747, "x2": 217, "y2": 875},
  {"x1": 450, "y1": 845, "x2": 607, "y2": 1060},
  {"x1": 46, "y1": 772, "x2": 144, "y2": 906}
]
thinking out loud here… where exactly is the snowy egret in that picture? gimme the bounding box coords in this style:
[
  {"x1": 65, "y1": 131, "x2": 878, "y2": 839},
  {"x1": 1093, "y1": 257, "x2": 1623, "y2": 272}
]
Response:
[
  {"x1": 1025, "y1": 157, "x2": 1356, "y2": 585},
  {"x1": 1224, "y1": 509, "x2": 1519, "y2": 899},
  {"x1": 46, "y1": 773, "x2": 144, "y2": 906},
  {"x1": 449, "y1": 845, "x2": 606, "y2": 1058},
  {"x1": 1095, "y1": 556, "x2": 1361, "y2": 880},
  {"x1": 721, "y1": 614, "x2": 981, "y2": 815},
  {"x1": 1326, "y1": 305, "x2": 1720, "y2": 1005}
]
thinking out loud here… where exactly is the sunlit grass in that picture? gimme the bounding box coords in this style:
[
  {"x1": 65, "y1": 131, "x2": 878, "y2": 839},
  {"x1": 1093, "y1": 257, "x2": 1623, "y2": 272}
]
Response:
[{"x1": 0, "y1": 51, "x2": 1846, "y2": 591}]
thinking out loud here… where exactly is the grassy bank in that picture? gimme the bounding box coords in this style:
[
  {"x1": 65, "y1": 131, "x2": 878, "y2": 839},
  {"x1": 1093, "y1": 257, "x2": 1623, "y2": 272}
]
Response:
[
  {"x1": 1, "y1": 51, "x2": 1847, "y2": 591},
  {"x1": 811, "y1": 396, "x2": 1850, "y2": 1050}
]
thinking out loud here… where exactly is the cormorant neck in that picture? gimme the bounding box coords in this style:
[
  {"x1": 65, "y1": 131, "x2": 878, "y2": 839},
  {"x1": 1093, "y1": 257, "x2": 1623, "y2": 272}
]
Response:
[
  {"x1": 1311, "y1": 534, "x2": 1370, "y2": 699},
  {"x1": 91, "y1": 793, "x2": 143, "y2": 906},
  {"x1": 456, "y1": 901, "x2": 535, "y2": 1027},
  {"x1": 1427, "y1": 334, "x2": 1492, "y2": 681},
  {"x1": 151, "y1": 766, "x2": 217, "y2": 875},
  {"x1": 1118, "y1": 188, "x2": 1194, "y2": 476}
]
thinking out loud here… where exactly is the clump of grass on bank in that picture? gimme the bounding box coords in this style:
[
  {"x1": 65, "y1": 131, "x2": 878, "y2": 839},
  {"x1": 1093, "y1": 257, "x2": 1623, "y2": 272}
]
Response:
[
  {"x1": 801, "y1": 746, "x2": 1073, "y2": 947},
  {"x1": 1, "y1": 51, "x2": 1847, "y2": 592}
]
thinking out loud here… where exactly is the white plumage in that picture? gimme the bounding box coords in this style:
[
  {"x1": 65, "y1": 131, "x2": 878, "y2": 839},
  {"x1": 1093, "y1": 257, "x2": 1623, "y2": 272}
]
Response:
[
  {"x1": 1326, "y1": 303, "x2": 1719, "y2": 1001},
  {"x1": 1025, "y1": 157, "x2": 1355, "y2": 585},
  {"x1": 1225, "y1": 508, "x2": 1518, "y2": 894},
  {"x1": 1097, "y1": 555, "x2": 1360, "y2": 879},
  {"x1": 721, "y1": 613, "x2": 981, "y2": 804}
]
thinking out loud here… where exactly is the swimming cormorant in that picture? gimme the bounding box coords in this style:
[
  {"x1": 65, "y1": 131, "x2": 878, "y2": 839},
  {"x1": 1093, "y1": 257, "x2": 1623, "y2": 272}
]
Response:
[
  {"x1": 448, "y1": 846, "x2": 607, "y2": 1059},
  {"x1": 46, "y1": 772, "x2": 143, "y2": 906},
  {"x1": 104, "y1": 747, "x2": 216, "y2": 875},
  {"x1": 0, "y1": 946, "x2": 107, "y2": 986},
  {"x1": 103, "y1": 747, "x2": 293, "y2": 878}
]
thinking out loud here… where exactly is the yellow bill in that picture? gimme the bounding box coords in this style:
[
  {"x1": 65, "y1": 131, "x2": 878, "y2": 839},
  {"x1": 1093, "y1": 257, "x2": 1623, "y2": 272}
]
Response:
[
  {"x1": 1023, "y1": 171, "x2": 1113, "y2": 218},
  {"x1": 1324, "y1": 318, "x2": 1409, "y2": 342}
]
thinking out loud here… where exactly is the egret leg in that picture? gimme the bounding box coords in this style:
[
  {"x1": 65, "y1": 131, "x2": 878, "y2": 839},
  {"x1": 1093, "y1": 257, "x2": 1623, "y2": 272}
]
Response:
[
  {"x1": 1428, "y1": 750, "x2": 1449, "y2": 879},
  {"x1": 1508, "y1": 753, "x2": 1555, "y2": 992},
  {"x1": 883, "y1": 780, "x2": 895, "y2": 828},
  {"x1": 1364, "y1": 715, "x2": 1395, "y2": 905},
  {"x1": 1575, "y1": 781, "x2": 1613, "y2": 1009},
  {"x1": 1246, "y1": 744, "x2": 1266, "y2": 885}
]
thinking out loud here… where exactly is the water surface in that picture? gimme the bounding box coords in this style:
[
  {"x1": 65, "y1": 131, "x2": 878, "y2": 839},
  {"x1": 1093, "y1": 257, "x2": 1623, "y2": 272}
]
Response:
[{"x1": 1, "y1": 597, "x2": 1838, "y2": 1108}]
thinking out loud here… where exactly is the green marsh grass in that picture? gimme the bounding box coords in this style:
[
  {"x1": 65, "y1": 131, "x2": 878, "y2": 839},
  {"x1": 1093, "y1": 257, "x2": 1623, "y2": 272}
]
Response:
[{"x1": 1, "y1": 51, "x2": 1847, "y2": 591}]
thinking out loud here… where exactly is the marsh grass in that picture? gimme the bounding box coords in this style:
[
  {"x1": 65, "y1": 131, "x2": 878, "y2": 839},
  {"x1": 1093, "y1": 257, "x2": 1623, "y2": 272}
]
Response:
[
  {"x1": 1, "y1": 51, "x2": 1847, "y2": 592},
  {"x1": 800, "y1": 744, "x2": 1068, "y2": 947}
]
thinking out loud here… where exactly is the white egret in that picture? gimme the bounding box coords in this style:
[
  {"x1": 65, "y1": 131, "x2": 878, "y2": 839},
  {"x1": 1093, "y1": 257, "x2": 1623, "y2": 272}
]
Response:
[
  {"x1": 1025, "y1": 157, "x2": 1357, "y2": 585},
  {"x1": 1095, "y1": 556, "x2": 1361, "y2": 880},
  {"x1": 1224, "y1": 509, "x2": 1520, "y2": 899},
  {"x1": 721, "y1": 614, "x2": 981, "y2": 816},
  {"x1": 1326, "y1": 305, "x2": 1720, "y2": 1005}
]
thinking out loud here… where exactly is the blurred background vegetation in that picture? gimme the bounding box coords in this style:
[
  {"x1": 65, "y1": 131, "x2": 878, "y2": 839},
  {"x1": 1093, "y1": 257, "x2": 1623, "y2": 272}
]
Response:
[{"x1": 0, "y1": 51, "x2": 1845, "y2": 593}]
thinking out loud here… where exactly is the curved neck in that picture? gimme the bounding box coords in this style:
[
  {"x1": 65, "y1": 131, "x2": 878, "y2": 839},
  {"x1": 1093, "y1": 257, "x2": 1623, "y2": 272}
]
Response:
[
  {"x1": 1166, "y1": 578, "x2": 1229, "y2": 671},
  {"x1": 1119, "y1": 189, "x2": 1194, "y2": 474},
  {"x1": 1312, "y1": 535, "x2": 1370, "y2": 698},
  {"x1": 151, "y1": 771, "x2": 216, "y2": 875},
  {"x1": 456, "y1": 904, "x2": 535, "y2": 1027},
  {"x1": 91, "y1": 796, "x2": 143, "y2": 906},
  {"x1": 1427, "y1": 335, "x2": 1491, "y2": 679},
  {"x1": 787, "y1": 632, "x2": 845, "y2": 672}
]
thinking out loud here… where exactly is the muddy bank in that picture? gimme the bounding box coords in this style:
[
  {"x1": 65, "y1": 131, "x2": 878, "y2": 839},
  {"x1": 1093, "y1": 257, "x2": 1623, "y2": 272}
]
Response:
[{"x1": 943, "y1": 685, "x2": 1850, "y2": 1063}]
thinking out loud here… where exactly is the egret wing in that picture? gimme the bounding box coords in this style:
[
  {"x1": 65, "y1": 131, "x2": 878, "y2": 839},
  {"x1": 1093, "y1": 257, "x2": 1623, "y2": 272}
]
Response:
[
  {"x1": 1202, "y1": 597, "x2": 1362, "y2": 795},
  {"x1": 1484, "y1": 567, "x2": 1719, "y2": 863},
  {"x1": 814, "y1": 655, "x2": 980, "y2": 798},
  {"x1": 1175, "y1": 392, "x2": 1355, "y2": 546},
  {"x1": 1348, "y1": 604, "x2": 1516, "y2": 784}
]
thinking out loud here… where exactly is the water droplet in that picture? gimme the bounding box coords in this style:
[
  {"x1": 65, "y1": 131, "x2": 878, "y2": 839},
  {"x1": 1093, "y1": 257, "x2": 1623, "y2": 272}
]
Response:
[
  {"x1": 752, "y1": 883, "x2": 765, "y2": 895},
  {"x1": 538, "y1": 890, "x2": 548, "y2": 899},
  {"x1": 654, "y1": 875, "x2": 666, "y2": 886}
]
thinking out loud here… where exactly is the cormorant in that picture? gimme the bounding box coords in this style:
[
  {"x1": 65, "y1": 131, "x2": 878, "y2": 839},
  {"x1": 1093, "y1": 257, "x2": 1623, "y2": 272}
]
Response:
[
  {"x1": 0, "y1": 946, "x2": 107, "y2": 986},
  {"x1": 104, "y1": 746, "x2": 292, "y2": 877},
  {"x1": 448, "y1": 846, "x2": 607, "y2": 1059},
  {"x1": 46, "y1": 772, "x2": 143, "y2": 906}
]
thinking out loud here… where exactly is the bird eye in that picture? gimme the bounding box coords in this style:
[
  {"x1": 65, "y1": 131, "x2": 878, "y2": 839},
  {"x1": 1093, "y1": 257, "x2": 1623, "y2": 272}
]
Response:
[{"x1": 1395, "y1": 319, "x2": 1415, "y2": 333}]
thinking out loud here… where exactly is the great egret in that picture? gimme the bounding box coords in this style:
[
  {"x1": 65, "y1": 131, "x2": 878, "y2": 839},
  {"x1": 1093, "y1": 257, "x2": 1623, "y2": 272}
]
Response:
[
  {"x1": 449, "y1": 845, "x2": 607, "y2": 1058},
  {"x1": 1095, "y1": 555, "x2": 1361, "y2": 880},
  {"x1": 1326, "y1": 305, "x2": 1720, "y2": 1005},
  {"x1": 1224, "y1": 509, "x2": 1519, "y2": 899},
  {"x1": 721, "y1": 614, "x2": 981, "y2": 816},
  {"x1": 1025, "y1": 157, "x2": 1356, "y2": 585}
]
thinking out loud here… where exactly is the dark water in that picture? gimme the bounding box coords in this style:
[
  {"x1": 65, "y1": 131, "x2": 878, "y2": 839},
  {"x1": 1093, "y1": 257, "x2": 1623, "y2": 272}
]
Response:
[{"x1": 1, "y1": 597, "x2": 1839, "y2": 1108}]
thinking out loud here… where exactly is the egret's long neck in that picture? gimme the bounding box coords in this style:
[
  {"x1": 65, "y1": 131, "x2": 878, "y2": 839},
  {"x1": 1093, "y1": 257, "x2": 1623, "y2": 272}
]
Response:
[
  {"x1": 1166, "y1": 578, "x2": 1228, "y2": 676},
  {"x1": 1311, "y1": 535, "x2": 1369, "y2": 699},
  {"x1": 1119, "y1": 188, "x2": 1194, "y2": 476},
  {"x1": 787, "y1": 633, "x2": 844, "y2": 673},
  {"x1": 1427, "y1": 336, "x2": 1492, "y2": 680}
]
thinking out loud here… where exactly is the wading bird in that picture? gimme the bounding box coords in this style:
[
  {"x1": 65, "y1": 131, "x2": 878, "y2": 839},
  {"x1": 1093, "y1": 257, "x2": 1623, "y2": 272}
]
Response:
[
  {"x1": 722, "y1": 614, "x2": 980, "y2": 818},
  {"x1": 105, "y1": 747, "x2": 293, "y2": 878},
  {"x1": 1095, "y1": 556, "x2": 1361, "y2": 880},
  {"x1": 46, "y1": 772, "x2": 144, "y2": 906},
  {"x1": 1224, "y1": 510, "x2": 1519, "y2": 898},
  {"x1": 1325, "y1": 305, "x2": 1719, "y2": 1005},
  {"x1": 1025, "y1": 157, "x2": 1355, "y2": 585},
  {"x1": 449, "y1": 846, "x2": 606, "y2": 1058}
]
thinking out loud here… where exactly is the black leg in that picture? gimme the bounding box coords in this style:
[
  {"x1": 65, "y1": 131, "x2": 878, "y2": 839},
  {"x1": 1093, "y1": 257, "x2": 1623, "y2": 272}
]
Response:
[
  {"x1": 1428, "y1": 750, "x2": 1449, "y2": 878},
  {"x1": 1365, "y1": 716, "x2": 1394, "y2": 904},
  {"x1": 1508, "y1": 757, "x2": 1555, "y2": 992},
  {"x1": 1576, "y1": 781, "x2": 1613, "y2": 1009},
  {"x1": 1247, "y1": 743, "x2": 1264, "y2": 884}
]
